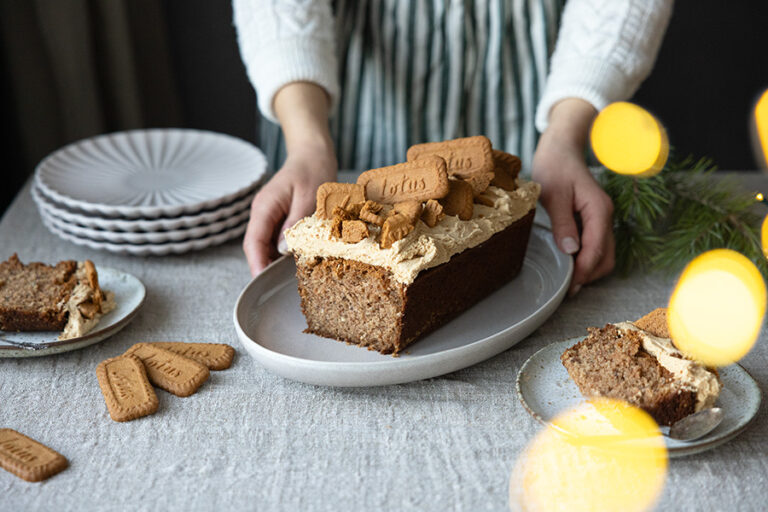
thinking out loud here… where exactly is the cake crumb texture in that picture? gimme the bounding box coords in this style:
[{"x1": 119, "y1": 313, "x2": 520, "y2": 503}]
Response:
[
  {"x1": 561, "y1": 324, "x2": 696, "y2": 426},
  {"x1": 0, "y1": 254, "x2": 77, "y2": 331},
  {"x1": 296, "y1": 257, "x2": 408, "y2": 354}
]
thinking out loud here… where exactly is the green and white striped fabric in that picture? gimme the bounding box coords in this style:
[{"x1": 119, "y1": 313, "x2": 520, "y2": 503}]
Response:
[{"x1": 259, "y1": 0, "x2": 565, "y2": 174}]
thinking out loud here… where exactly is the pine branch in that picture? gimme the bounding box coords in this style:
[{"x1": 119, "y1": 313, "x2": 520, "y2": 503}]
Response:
[{"x1": 599, "y1": 154, "x2": 768, "y2": 278}]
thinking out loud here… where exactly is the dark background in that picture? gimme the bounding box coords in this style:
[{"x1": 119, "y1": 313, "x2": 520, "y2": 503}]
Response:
[{"x1": 2, "y1": 0, "x2": 767, "y2": 216}]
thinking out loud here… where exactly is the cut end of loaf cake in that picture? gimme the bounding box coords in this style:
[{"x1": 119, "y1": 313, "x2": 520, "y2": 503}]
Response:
[{"x1": 297, "y1": 257, "x2": 408, "y2": 354}]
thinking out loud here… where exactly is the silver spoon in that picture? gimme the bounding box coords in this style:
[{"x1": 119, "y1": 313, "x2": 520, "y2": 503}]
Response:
[{"x1": 667, "y1": 407, "x2": 723, "y2": 441}]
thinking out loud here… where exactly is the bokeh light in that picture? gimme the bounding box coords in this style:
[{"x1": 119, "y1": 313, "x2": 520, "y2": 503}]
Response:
[
  {"x1": 762, "y1": 214, "x2": 768, "y2": 260},
  {"x1": 668, "y1": 249, "x2": 766, "y2": 367},
  {"x1": 755, "y1": 89, "x2": 768, "y2": 168},
  {"x1": 590, "y1": 102, "x2": 669, "y2": 178},
  {"x1": 509, "y1": 399, "x2": 667, "y2": 512}
]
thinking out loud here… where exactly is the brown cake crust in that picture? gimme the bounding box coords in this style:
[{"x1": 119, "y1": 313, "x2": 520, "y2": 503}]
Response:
[
  {"x1": 561, "y1": 324, "x2": 697, "y2": 426},
  {"x1": 295, "y1": 209, "x2": 535, "y2": 355},
  {"x1": 0, "y1": 254, "x2": 77, "y2": 331}
]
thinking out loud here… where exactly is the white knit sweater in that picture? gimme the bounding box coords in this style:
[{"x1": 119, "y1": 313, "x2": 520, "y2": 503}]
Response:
[{"x1": 233, "y1": 0, "x2": 673, "y2": 134}]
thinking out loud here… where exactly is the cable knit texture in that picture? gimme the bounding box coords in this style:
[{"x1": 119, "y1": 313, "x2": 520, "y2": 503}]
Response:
[
  {"x1": 233, "y1": 0, "x2": 340, "y2": 123},
  {"x1": 534, "y1": 0, "x2": 673, "y2": 131},
  {"x1": 233, "y1": 0, "x2": 672, "y2": 133}
]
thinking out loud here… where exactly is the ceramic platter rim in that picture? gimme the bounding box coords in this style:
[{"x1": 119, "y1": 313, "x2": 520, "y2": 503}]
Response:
[
  {"x1": 34, "y1": 128, "x2": 267, "y2": 219},
  {"x1": 0, "y1": 266, "x2": 146, "y2": 358},
  {"x1": 234, "y1": 225, "x2": 574, "y2": 387},
  {"x1": 515, "y1": 337, "x2": 762, "y2": 457}
]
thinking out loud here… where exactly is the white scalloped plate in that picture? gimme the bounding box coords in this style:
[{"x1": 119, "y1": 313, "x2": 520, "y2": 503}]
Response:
[
  {"x1": 34, "y1": 129, "x2": 266, "y2": 219},
  {"x1": 0, "y1": 266, "x2": 145, "y2": 357},
  {"x1": 516, "y1": 338, "x2": 762, "y2": 457},
  {"x1": 41, "y1": 215, "x2": 247, "y2": 255},
  {"x1": 32, "y1": 183, "x2": 255, "y2": 232},
  {"x1": 41, "y1": 203, "x2": 250, "y2": 244},
  {"x1": 234, "y1": 226, "x2": 573, "y2": 387}
]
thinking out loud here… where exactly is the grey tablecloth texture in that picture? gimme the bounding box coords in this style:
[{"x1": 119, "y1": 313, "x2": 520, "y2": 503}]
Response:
[{"x1": 2, "y1": 175, "x2": 767, "y2": 512}]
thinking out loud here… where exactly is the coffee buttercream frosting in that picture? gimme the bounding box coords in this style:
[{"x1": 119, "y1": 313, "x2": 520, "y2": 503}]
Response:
[{"x1": 285, "y1": 180, "x2": 541, "y2": 285}]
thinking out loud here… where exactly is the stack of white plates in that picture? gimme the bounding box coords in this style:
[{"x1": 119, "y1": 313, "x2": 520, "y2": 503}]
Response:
[{"x1": 32, "y1": 129, "x2": 267, "y2": 255}]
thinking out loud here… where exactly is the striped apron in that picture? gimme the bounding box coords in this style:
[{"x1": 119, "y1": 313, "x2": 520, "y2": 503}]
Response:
[{"x1": 258, "y1": 0, "x2": 565, "y2": 174}]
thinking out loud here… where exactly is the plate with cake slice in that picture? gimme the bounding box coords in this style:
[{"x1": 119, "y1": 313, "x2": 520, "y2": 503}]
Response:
[
  {"x1": 0, "y1": 255, "x2": 145, "y2": 357},
  {"x1": 516, "y1": 309, "x2": 762, "y2": 457}
]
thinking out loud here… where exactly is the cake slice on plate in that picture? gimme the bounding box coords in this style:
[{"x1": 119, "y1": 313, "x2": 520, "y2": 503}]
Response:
[
  {"x1": 0, "y1": 254, "x2": 116, "y2": 340},
  {"x1": 561, "y1": 308, "x2": 721, "y2": 426}
]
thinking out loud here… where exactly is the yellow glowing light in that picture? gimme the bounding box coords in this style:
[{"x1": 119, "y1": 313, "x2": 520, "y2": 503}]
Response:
[
  {"x1": 756, "y1": 90, "x2": 768, "y2": 168},
  {"x1": 762, "y1": 216, "x2": 768, "y2": 260},
  {"x1": 668, "y1": 249, "x2": 766, "y2": 367},
  {"x1": 757, "y1": 193, "x2": 764, "y2": 202},
  {"x1": 590, "y1": 101, "x2": 669, "y2": 177},
  {"x1": 509, "y1": 399, "x2": 667, "y2": 512}
]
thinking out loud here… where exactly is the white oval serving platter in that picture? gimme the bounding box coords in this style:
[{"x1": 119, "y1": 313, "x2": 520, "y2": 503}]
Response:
[{"x1": 234, "y1": 226, "x2": 573, "y2": 387}]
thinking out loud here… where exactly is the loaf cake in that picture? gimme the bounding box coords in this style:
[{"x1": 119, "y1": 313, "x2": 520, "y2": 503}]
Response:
[
  {"x1": 285, "y1": 136, "x2": 540, "y2": 355},
  {"x1": 561, "y1": 308, "x2": 721, "y2": 426},
  {"x1": 0, "y1": 254, "x2": 116, "y2": 340}
]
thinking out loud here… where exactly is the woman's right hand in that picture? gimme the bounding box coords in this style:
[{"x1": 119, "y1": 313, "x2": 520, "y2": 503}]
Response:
[
  {"x1": 241, "y1": 81, "x2": 336, "y2": 276},
  {"x1": 243, "y1": 145, "x2": 337, "y2": 276}
]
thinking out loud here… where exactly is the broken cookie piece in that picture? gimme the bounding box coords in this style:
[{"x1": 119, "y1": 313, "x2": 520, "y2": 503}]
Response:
[
  {"x1": 342, "y1": 220, "x2": 370, "y2": 243},
  {"x1": 380, "y1": 213, "x2": 415, "y2": 249},
  {"x1": 420, "y1": 199, "x2": 445, "y2": 228}
]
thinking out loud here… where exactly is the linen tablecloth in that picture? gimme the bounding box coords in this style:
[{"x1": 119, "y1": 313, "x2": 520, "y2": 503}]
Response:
[{"x1": 2, "y1": 175, "x2": 767, "y2": 511}]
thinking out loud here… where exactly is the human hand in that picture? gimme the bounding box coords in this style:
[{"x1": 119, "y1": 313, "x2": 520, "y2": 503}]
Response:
[
  {"x1": 243, "y1": 147, "x2": 336, "y2": 275},
  {"x1": 242, "y1": 81, "x2": 336, "y2": 276},
  {"x1": 532, "y1": 98, "x2": 615, "y2": 295}
]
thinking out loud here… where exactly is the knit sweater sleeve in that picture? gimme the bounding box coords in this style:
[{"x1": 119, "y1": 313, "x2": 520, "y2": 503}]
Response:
[
  {"x1": 232, "y1": 0, "x2": 339, "y2": 124},
  {"x1": 534, "y1": 0, "x2": 674, "y2": 132}
]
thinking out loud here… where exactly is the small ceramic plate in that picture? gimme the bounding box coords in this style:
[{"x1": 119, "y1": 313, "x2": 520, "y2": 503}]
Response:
[
  {"x1": 31, "y1": 183, "x2": 255, "y2": 232},
  {"x1": 0, "y1": 266, "x2": 146, "y2": 358},
  {"x1": 34, "y1": 129, "x2": 267, "y2": 218},
  {"x1": 41, "y1": 215, "x2": 247, "y2": 255},
  {"x1": 516, "y1": 338, "x2": 762, "y2": 457},
  {"x1": 234, "y1": 226, "x2": 573, "y2": 387}
]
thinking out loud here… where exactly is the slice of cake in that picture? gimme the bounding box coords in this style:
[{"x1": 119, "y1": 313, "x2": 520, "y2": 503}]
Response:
[
  {"x1": 0, "y1": 254, "x2": 116, "y2": 340},
  {"x1": 561, "y1": 308, "x2": 721, "y2": 426},
  {"x1": 285, "y1": 136, "x2": 540, "y2": 355}
]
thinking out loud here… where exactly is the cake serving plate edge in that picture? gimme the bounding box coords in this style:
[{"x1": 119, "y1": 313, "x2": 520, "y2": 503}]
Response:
[{"x1": 234, "y1": 225, "x2": 572, "y2": 387}]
